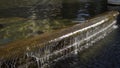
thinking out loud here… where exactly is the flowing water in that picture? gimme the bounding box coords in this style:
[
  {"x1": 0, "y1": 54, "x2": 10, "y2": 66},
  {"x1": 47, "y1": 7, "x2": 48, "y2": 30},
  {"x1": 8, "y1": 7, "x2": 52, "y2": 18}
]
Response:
[
  {"x1": 51, "y1": 5, "x2": 120, "y2": 68},
  {"x1": 0, "y1": 0, "x2": 120, "y2": 68},
  {"x1": 51, "y1": 24, "x2": 120, "y2": 68},
  {"x1": 0, "y1": 1, "x2": 107, "y2": 45}
]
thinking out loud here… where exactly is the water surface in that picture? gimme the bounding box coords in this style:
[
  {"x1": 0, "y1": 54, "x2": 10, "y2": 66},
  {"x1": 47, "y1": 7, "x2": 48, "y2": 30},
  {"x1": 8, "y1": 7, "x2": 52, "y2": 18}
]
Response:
[{"x1": 52, "y1": 5, "x2": 120, "y2": 68}]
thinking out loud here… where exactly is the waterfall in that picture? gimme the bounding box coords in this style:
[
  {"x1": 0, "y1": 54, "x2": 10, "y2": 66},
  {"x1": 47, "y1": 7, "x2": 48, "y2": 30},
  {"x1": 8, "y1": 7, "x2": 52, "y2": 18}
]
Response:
[
  {"x1": 0, "y1": 11, "x2": 119, "y2": 68},
  {"x1": 25, "y1": 11, "x2": 119, "y2": 68}
]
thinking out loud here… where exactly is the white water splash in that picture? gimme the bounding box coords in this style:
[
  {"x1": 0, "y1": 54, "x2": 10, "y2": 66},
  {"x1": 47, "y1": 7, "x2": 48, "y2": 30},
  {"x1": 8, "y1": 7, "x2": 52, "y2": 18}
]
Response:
[
  {"x1": 49, "y1": 18, "x2": 109, "y2": 43},
  {"x1": 113, "y1": 25, "x2": 118, "y2": 29}
]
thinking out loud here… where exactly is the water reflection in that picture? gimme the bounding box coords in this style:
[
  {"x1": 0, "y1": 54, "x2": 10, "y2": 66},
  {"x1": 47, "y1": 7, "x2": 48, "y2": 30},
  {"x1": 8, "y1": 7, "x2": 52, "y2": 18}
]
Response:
[
  {"x1": 1, "y1": 0, "x2": 119, "y2": 68},
  {"x1": 62, "y1": 1, "x2": 107, "y2": 22},
  {"x1": 52, "y1": 5, "x2": 120, "y2": 68},
  {"x1": 0, "y1": 1, "x2": 107, "y2": 20},
  {"x1": 0, "y1": 0, "x2": 107, "y2": 45}
]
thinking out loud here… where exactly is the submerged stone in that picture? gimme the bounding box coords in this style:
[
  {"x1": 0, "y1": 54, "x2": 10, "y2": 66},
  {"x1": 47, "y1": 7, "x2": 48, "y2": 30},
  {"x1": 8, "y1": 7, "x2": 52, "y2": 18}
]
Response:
[{"x1": 36, "y1": 31, "x2": 44, "y2": 35}]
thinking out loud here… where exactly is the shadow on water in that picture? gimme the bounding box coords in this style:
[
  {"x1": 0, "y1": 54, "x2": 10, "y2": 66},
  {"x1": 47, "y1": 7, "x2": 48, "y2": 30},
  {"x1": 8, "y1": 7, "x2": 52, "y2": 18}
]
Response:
[{"x1": 117, "y1": 14, "x2": 120, "y2": 25}]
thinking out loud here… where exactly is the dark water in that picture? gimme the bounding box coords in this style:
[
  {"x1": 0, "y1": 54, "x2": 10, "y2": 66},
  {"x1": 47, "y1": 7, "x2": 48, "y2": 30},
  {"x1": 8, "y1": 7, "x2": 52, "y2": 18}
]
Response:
[
  {"x1": 0, "y1": 1, "x2": 107, "y2": 45},
  {"x1": 52, "y1": 5, "x2": 120, "y2": 68},
  {"x1": 0, "y1": 1, "x2": 107, "y2": 21},
  {"x1": 52, "y1": 27, "x2": 120, "y2": 68},
  {"x1": 0, "y1": 1, "x2": 120, "y2": 68}
]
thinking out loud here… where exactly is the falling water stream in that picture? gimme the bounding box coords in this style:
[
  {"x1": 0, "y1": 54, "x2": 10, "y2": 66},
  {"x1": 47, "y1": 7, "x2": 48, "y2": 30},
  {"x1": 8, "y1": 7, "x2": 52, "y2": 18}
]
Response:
[
  {"x1": 51, "y1": 5, "x2": 120, "y2": 68},
  {"x1": 51, "y1": 23, "x2": 120, "y2": 68},
  {"x1": 0, "y1": 0, "x2": 120, "y2": 68}
]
